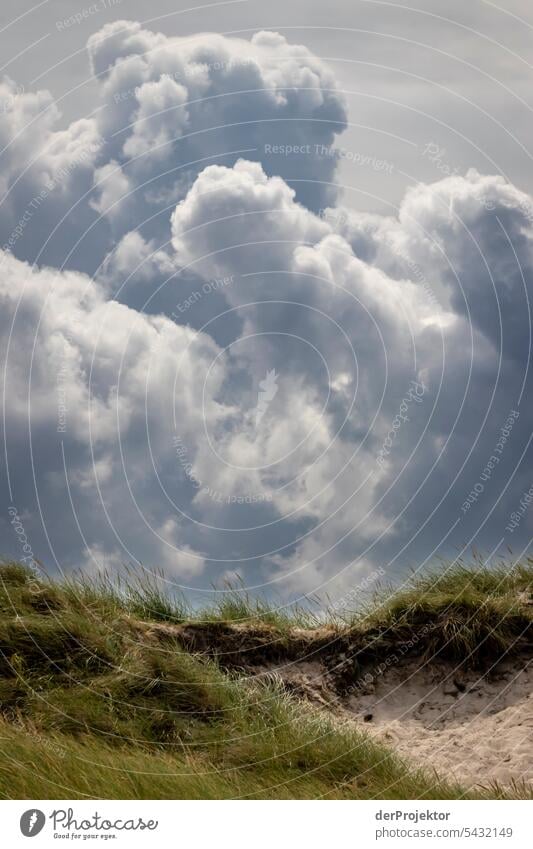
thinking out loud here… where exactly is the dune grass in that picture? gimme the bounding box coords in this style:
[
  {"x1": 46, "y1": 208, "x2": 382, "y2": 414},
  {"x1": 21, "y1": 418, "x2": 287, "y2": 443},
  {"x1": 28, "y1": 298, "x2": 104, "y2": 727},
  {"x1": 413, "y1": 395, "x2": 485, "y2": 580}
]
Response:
[
  {"x1": 348, "y1": 557, "x2": 533, "y2": 663},
  {"x1": 0, "y1": 559, "x2": 531, "y2": 799}
]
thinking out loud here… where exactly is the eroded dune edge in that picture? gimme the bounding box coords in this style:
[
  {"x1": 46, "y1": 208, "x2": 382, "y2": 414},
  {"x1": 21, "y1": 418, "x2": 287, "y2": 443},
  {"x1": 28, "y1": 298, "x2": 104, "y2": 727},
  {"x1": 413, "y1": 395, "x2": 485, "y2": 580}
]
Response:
[{"x1": 0, "y1": 560, "x2": 531, "y2": 798}]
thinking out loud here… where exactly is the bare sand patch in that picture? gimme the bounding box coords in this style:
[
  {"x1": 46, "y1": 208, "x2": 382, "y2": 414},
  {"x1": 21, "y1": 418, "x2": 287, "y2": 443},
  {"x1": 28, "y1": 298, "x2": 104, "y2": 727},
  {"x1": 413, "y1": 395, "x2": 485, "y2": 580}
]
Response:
[{"x1": 278, "y1": 655, "x2": 533, "y2": 790}]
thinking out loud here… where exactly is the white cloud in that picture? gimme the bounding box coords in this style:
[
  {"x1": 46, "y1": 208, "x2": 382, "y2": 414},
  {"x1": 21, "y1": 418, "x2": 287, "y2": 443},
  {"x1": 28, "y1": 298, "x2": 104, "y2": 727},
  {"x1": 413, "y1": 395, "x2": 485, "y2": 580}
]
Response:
[
  {"x1": 167, "y1": 158, "x2": 533, "y2": 587},
  {"x1": 0, "y1": 249, "x2": 226, "y2": 580},
  {"x1": 1, "y1": 19, "x2": 532, "y2": 599}
]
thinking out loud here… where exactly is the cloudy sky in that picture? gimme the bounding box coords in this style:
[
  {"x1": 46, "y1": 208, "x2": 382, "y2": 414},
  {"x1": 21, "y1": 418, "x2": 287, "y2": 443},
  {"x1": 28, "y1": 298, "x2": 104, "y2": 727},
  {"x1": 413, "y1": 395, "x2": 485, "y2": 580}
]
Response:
[{"x1": 1, "y1": 0, "x2": 532, "y2": 606}]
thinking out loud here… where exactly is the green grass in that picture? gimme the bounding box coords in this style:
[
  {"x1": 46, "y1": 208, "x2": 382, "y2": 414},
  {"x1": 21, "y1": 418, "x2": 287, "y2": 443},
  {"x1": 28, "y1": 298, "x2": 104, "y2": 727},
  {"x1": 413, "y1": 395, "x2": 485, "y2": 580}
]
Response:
[
  {"x1": 349, "y1": 557, "x2": 533, "y2": 663},
  {"x1": 0, "y1": 559, "x2": 531, "y2": 799}
]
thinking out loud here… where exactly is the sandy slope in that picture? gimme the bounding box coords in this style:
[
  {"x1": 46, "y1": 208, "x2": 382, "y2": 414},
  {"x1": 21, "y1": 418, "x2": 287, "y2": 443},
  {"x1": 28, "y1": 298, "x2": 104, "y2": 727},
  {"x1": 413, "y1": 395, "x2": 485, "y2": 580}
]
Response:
[
  {"x1": 143, "y1": 620, "x2": 533, "y2": 790},
  {"x1": 276, "y1": 655, "x2": 533, "y2": 790},
  {"x1": 341, "y1": 656, "x2": 533, "y2": 791}
]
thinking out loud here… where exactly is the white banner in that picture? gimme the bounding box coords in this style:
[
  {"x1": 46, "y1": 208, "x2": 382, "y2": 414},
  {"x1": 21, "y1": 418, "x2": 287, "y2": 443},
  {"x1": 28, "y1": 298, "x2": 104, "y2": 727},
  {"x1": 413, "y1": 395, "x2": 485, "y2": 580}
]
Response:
[{"x1": 1, "y1": 800, "x2": 531, "y2": 848}]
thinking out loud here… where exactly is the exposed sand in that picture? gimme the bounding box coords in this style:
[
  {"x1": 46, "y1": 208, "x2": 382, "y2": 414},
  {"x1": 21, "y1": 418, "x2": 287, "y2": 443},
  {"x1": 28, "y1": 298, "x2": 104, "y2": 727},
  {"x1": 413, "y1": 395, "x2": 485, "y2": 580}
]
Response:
[
  {"x1": 145, "y1": 619, "x2": 533, "y2": 790},
  {"x1": 275, "y1": 655, "x2": 533, "y2": 791}
]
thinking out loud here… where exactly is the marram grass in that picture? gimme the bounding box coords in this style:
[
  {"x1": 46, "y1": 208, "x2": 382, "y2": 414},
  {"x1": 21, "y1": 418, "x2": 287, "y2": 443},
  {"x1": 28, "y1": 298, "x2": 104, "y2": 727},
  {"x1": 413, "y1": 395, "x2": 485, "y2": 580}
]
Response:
[{"x1": 0, "y1": 559, "x2": 531, "y2": 800}]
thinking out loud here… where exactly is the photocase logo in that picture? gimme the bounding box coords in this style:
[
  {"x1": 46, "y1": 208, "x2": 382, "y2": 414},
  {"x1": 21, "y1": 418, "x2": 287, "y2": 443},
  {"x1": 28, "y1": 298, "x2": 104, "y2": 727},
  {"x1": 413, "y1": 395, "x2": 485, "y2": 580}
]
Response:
[
  {"x1": 254, "y1": 369, "x2": 278, "y2": 426},
  {"x1": 20, "y1": 809, "x2": 46, "y2": 837}
]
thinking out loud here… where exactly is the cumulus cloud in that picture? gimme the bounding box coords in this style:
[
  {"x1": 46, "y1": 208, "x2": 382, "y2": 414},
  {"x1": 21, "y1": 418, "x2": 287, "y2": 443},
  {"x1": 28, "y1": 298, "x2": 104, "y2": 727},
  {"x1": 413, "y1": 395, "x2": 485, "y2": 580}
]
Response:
[
  {"x1": 0, "y1": 22, "x2": 347, "y2": 286},
  {"x1": 335, "y1": 170, "x2": 533, "y2": 361},
  {"x1": 0, "y1": 249, "x2": 226, "y2": 580},
  {"x1": 0, "y1": 76, "x2": 103, "y2": 269},
  {"x1": 86, "y1": 21, "x2": 347, "y2": 275},
  {"x1": 1, "y1": 20, "x2": 532, "y2": 601},
  {"x1": 168, "y1": 159, "x2": 533, "y2": 595}
]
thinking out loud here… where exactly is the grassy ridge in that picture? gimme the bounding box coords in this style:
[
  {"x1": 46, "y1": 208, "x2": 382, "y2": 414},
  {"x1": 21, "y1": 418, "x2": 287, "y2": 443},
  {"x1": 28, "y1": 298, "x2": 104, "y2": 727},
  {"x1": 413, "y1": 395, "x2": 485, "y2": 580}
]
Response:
[
  {"x1": 352, "y1": 559, "x2": 533, "y2": 663},
  {"x1": 0, "y1": 560, "x2": 531, "y2": 799}
]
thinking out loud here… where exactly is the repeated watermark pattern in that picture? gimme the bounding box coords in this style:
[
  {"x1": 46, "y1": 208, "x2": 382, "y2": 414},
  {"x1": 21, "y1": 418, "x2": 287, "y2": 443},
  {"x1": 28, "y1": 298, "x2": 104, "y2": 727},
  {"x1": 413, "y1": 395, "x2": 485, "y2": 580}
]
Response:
[
  {"x1": 0, "y1": 83, "x2": 25, "y2": 114},
  {"x1": 376, "y1": 380, "x2": 427, "y2": 468},
  {"x1": 7, "y1": 506, "x2": 38, "y2": 570},
  {"x1": 461, "y1": 409, "x2": 519, "y2": 514},
  {"x1": 317, "y1": 207, "x2": 349, "y2": 229},
  {"x1": 421, "y1": 141, "x2": 496, "y2": 211},
  {"x1": 388, "y1": 243, "x2": 443, "y2": 310},
  {"x1": 56, "y1": 332, "x2": 73, "y2": 434},
  {"x1": 345, "y1": 620, "x2": 441, "y2": 697},
  {"x1": 328, "y1": 566, "x2": 386, "y2": 615},
  {"x1": 505, "y1": 484, "x2": 533, "y2": 534},
  {"x1": 0, "y1": 5, "x2": 532, "y2": 809},
  {"x1": 1, "y1": 138, "x2": 103, "y2": 254},
  {"x1": 254, "y1": 368, "x2": 279, "y2": 426},
  {"x1": 170, "y1": 275, "x2": 234, "y2": 319},
  {"x1": 112, "y1": 59, "x2": 257, "y2": 104},
  {"x1": 56, "y1": 0, "x2": 124, "y2": 31},
  {"x1": 344, "y1": 622, "x2": 439, "y2": 696},
  {"x1": 172, "y1": 435, "x2": 272, "y2": 504},
  {"x1": 264, "y1": 143, "x2": 394, "y2": 173}
]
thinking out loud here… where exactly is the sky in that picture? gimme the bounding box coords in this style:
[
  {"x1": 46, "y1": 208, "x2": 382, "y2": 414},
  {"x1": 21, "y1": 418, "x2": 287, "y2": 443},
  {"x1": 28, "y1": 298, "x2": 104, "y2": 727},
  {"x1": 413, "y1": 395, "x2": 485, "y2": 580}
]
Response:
[{"x1": 1, "y1": 0, "x2": 532, "y2": 607}]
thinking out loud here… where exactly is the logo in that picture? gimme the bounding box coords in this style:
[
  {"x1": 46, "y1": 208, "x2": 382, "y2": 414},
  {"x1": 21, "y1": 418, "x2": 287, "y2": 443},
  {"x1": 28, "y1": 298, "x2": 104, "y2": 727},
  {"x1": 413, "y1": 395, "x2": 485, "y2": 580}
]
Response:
[
  {"x1": 20, "y1": 809, "x2": 46, "y2": 837},
  {"x1": 254, "y1": 369, "x2": 278, "y2": 426}
]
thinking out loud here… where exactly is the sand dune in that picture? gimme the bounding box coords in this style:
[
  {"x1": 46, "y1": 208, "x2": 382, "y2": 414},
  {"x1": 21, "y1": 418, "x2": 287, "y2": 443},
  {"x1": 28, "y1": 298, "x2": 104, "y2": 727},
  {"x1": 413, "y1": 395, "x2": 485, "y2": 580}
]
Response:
[{"x1": 266, "y1": 653, "x2": 533, "y2": 791}]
